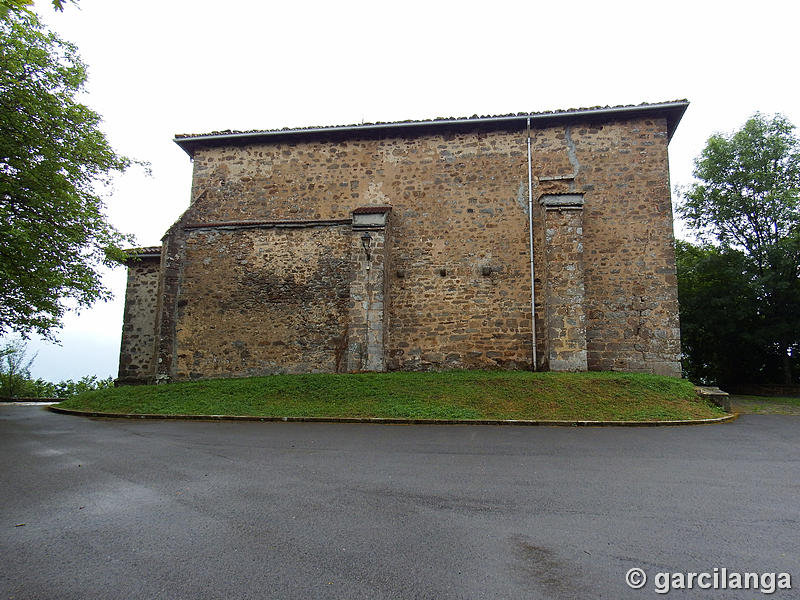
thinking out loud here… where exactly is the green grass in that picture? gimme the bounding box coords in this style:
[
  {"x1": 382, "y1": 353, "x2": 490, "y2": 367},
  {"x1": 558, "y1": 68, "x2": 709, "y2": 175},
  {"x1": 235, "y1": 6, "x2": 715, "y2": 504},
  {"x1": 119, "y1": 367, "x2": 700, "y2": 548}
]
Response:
[
  {"x1": 729, "y1": 394, "x2": 800, "y2": 415},
  {"x1": 57, "y1": 371, "x2": 727, "y2": 422}
]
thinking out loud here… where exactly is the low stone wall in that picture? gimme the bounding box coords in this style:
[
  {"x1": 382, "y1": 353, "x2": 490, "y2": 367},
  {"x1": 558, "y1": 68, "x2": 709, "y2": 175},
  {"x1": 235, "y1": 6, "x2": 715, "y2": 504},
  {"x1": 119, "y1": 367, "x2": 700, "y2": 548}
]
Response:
[{"x1": 695, "y1": 386, "x2": 730, "y2": 411}]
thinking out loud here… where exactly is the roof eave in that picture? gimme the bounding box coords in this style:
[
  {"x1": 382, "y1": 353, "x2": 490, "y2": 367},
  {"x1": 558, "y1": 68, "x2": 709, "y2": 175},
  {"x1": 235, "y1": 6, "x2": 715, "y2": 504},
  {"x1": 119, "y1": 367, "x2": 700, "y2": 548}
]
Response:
[
  {"x1": 173, "y1": 101, "x2": 689, "y2": 156},
  {"x1": 118, "y1": 246, "x2": 162, "y2": 266}
]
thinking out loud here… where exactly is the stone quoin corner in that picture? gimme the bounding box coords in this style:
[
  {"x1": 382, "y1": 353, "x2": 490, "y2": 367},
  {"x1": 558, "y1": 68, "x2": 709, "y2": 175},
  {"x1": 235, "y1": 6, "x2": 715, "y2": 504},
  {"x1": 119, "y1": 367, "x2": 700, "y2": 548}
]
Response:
[{"x1": 117, "y1": 101, "x2": 688, "y2": 384}]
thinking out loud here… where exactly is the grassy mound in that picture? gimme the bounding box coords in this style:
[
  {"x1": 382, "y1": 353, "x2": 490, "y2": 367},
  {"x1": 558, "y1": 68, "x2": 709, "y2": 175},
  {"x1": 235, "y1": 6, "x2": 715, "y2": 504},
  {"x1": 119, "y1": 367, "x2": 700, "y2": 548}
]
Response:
[{"x1": 57, "y1": 371, "x2": 726, "y2": 422}]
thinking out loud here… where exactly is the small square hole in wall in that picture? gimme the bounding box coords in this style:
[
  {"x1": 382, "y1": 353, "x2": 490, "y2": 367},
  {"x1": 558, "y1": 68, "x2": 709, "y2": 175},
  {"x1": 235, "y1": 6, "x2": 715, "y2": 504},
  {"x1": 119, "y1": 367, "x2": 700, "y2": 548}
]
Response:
[{"x1": 439, "y1": 269, "x2": 447, "y2": 277}]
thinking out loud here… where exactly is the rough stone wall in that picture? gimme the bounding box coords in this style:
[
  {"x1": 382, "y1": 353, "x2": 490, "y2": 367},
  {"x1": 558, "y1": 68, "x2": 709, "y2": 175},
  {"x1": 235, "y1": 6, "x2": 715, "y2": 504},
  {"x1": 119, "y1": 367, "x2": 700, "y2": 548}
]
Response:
[
  {"x1": 173, "y1": 225, "x2": 352, "y2": 379},
  {"x1": 140, "y1": 115, "x2": 681, "y2": 380},
  {"x1": 118, "y1": 258, "x2": 160, "y2": 382},
  {"x1": 541, "y1": 198, "x2": 587, "y2": 371},
  {"x1": 573, "y1": 122, "x2": 680, "y2": 376},
  {"x1": 347, "y1": 216, "x2": 390, "y2": 372},
  {"x1": 187, "y1": 130, "x2": 537, "y2": 372},
  {"x1": 528, "y1": 120, "x2": 680, "y2": 376},
  {"x1": 154, "y1": 226, "x2": 186, "y2": 383}
]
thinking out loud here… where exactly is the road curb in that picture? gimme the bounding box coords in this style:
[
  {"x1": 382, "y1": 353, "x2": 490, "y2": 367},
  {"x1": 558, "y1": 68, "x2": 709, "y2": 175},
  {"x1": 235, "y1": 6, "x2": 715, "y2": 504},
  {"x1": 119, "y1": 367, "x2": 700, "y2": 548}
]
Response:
[{"x1": 47, "y1": 405, "x2": 739, "y2": 427}]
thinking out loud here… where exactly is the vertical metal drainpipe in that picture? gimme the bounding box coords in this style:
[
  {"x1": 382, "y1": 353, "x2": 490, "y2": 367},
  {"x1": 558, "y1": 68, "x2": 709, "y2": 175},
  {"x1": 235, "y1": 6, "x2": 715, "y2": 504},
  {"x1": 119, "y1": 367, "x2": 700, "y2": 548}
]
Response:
[{"x1": 527, "y1": 117, "x2": 537, "y2": 371}]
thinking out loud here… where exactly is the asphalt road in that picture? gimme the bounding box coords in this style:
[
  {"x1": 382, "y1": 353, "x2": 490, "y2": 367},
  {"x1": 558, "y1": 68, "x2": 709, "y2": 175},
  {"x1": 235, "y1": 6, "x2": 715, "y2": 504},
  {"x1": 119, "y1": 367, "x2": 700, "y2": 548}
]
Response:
[{"x1": 1, "y1": 407, "x2": 798, "y2": 600}]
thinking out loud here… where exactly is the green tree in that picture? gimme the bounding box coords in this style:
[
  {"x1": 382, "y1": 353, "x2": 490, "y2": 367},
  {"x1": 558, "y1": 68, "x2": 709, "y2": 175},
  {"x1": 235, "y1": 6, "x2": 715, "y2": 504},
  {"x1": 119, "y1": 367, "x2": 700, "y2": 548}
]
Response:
[
  {"x1": 678, "y1": 114, "x2": 800, "y2": 384},
  {"x1": 0, "y1": 1, "x2": 72, "y2": 20},
  {"x1": 674, "y1": 240, "x2": 786, "y2": 386},
  {"x1": 53, "y1": 374, "x2": 113, "y2": 397},
  {"x1": 0, "y1": 338, "x2": 37, "y2": 397},
  {"x1": 0, "y1": 339, "x2": 113, "y2": 398},
  {"x1": 0, "y1": 10, "x2": 136, "y2": 339}
]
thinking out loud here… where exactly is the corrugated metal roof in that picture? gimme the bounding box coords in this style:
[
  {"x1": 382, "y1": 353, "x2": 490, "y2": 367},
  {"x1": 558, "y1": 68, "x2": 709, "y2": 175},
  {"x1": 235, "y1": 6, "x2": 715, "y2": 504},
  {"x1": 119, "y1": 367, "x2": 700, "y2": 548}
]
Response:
[{"x1": 174, "y1": 100, "x2": 689, "y2": 156}]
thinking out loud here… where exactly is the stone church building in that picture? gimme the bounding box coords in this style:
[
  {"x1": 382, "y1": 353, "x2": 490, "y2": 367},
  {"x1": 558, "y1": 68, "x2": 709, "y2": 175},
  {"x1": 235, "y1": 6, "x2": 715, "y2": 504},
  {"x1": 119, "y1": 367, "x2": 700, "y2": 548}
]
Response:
[{"x1": 118, "y1": 100, "x2": 688, "y2": 384}]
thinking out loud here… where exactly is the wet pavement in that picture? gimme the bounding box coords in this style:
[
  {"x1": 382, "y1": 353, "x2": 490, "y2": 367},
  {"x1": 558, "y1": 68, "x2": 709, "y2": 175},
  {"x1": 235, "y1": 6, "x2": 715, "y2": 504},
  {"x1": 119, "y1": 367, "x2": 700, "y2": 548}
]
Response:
[{"x1": 1, "y1": 406, "x2": 798, "y2": 599}]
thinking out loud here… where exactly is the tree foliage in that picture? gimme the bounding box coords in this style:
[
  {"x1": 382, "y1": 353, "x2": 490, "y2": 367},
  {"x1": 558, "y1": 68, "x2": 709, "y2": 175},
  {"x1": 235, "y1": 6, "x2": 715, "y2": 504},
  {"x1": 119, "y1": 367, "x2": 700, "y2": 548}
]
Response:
[
  {"x1": 0, "y1": 10, "x2": 134, "y2": 339},
  {"x1": 0, "y1": 339, "x2": 113, "y2": 398},
  {"x1": 0, "y1": 338, "x2": 36, "y2": 396},
  {"x1": 678, "y1": 114, "x2": 800, "y2": 385},
  {"x1": 675, "y1": 241, "x2": 796, "y2": 385},
  {"x1": 0, "y1": 0, "x2": 72, "y2": 20}
]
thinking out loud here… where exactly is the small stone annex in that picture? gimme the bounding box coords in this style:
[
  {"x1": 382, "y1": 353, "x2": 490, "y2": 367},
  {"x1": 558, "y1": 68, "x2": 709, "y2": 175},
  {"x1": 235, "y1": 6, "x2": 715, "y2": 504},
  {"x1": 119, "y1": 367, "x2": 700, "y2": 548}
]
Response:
[{"x1": 117, "y1": 100, "x2": 688, "y2": 385}]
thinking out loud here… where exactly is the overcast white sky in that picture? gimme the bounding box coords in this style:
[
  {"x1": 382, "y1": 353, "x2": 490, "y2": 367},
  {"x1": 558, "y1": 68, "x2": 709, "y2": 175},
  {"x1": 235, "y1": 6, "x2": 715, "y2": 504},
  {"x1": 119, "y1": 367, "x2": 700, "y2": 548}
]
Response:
[{"x1": 15, "y1": 0, "x2": 800, "y2": 381}]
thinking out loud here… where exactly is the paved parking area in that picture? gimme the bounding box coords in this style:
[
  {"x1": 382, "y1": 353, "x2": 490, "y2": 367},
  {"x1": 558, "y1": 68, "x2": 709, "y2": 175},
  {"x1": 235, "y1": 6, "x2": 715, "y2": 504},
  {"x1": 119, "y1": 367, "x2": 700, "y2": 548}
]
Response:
[
  {"x1": 1, "y1": 406, "x2": 798, "y2": 599},
  {"x1": 729, "y1": 395, "x2": 800, "y2": 415}
]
